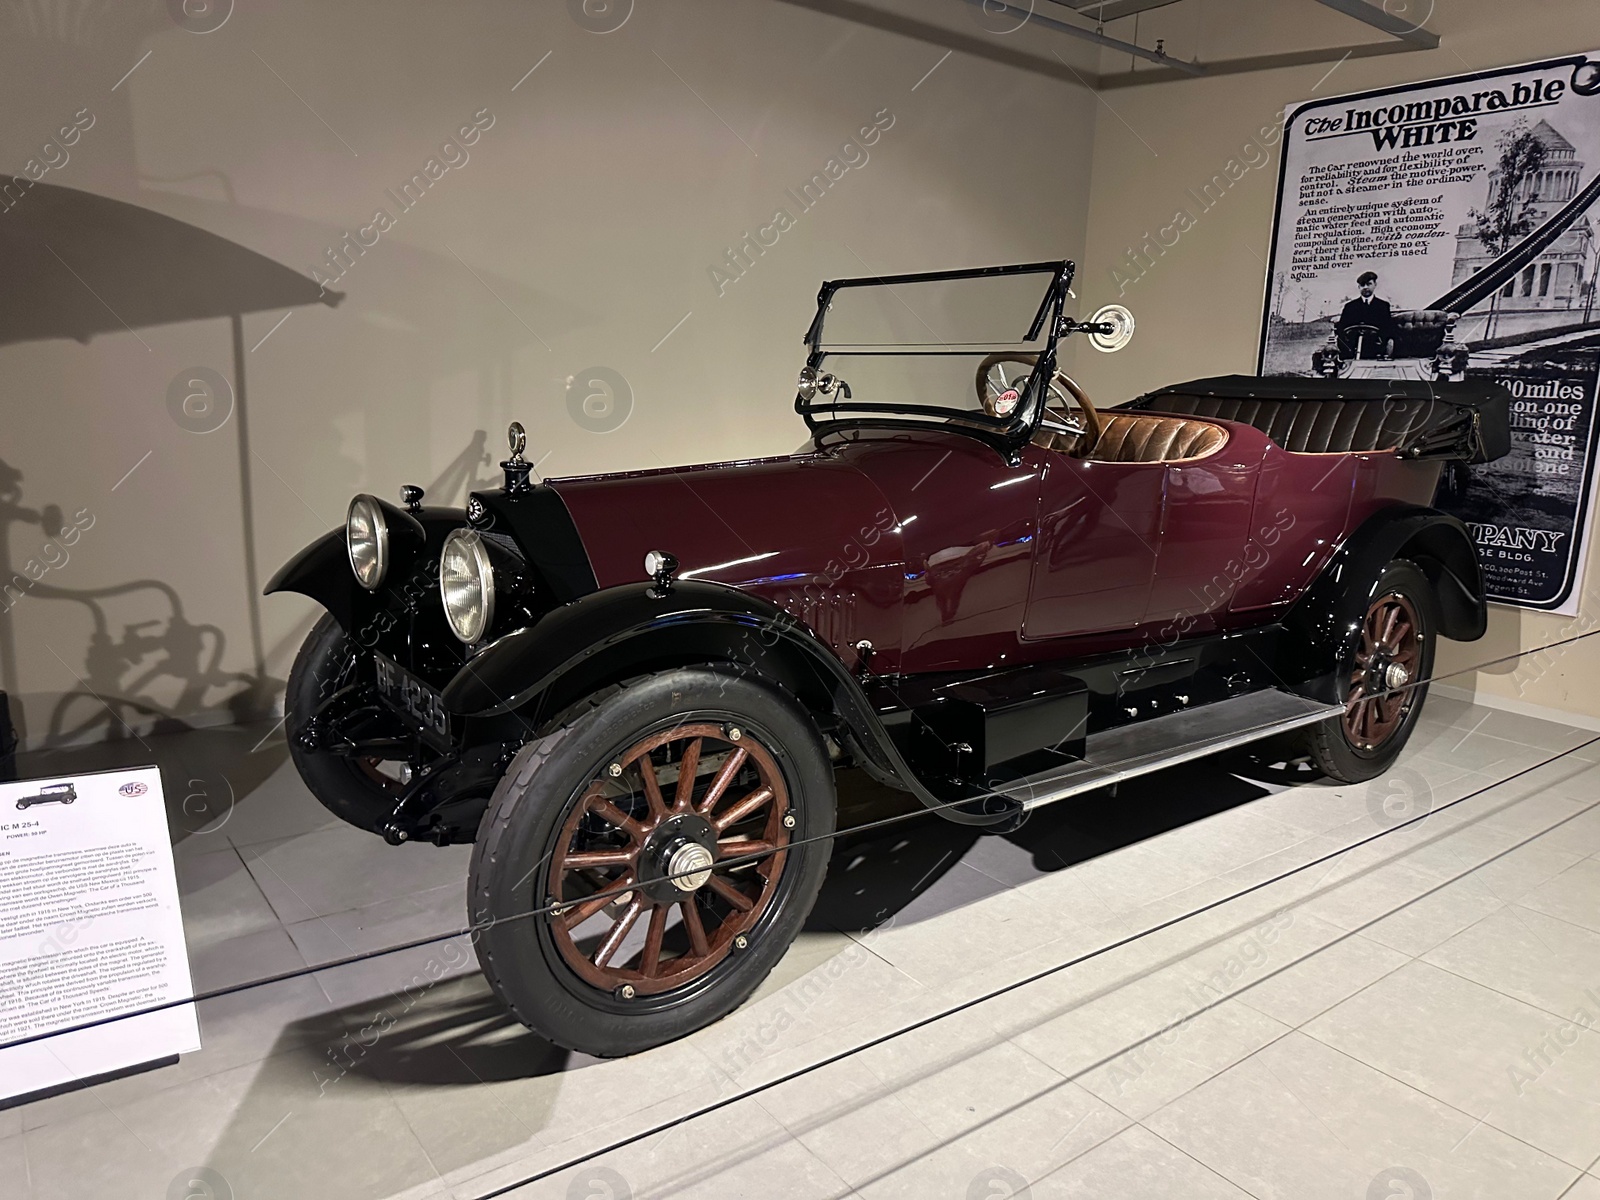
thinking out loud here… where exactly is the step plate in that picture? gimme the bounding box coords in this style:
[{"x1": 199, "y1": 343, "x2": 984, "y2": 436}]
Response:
[{"x1": 999, "y1": 689, "x2": 1342, "y2": 811}]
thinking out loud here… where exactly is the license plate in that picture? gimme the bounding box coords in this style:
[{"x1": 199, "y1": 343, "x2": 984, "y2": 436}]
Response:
[{"x1": 373, "y1": 654, "x2": 452, "y2": 749}]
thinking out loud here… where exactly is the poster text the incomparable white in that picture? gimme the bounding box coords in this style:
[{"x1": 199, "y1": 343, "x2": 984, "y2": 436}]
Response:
[{"x1": 1259, "y1": 53, "x2": 1600, "y2": 615}]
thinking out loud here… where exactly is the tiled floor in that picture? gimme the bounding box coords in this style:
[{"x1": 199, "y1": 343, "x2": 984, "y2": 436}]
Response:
[{"x1": 6, "y1": 694, "x2": 1600, "y2": 1198}]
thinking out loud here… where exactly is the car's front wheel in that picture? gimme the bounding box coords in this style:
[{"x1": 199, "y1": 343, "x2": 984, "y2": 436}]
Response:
[
  {"x1": 469, "y1": 669, "x2": 835, "y2": 1056},
  {"x1": 1295, "y1": 559, "x2": 1437, "y2": 783},
  {"x1": 285, "y1": 613, "x2": 408, "y2": 834}
]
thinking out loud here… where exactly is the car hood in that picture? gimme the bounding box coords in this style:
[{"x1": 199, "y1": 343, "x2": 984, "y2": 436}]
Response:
[{"x1": 549, "y1": 452, "x2": 905, "y2": 597}]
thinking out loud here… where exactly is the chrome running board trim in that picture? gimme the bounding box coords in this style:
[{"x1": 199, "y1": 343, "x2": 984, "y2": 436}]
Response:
[{"x1": 999, "y1": 689, "x2": 1341, "y2": 811}]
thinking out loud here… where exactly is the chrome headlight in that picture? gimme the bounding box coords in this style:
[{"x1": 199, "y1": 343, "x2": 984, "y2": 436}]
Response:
[
  {"x1": 346, "y1": 494, "x2": 388, "y2": 590},
  {"x1": 440, "y1": 528, "x2": 495, "y2": 643}
]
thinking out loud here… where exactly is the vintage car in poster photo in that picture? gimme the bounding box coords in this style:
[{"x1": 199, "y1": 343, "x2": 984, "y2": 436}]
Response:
[{"x1": 267, "y1": 260, "x2": 1510, "y2": 1056}]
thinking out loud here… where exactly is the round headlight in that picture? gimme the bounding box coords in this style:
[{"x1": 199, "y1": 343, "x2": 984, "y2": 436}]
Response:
[
  {"x1": 347, "y1": 494, "x2": 388, "y2": 590},
  {"x1": 440, "y1": 529, "x2": 495, "y2": 643}
]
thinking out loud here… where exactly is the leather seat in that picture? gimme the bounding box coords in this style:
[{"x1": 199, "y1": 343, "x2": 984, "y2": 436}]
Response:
[
  {"x1": 1085, "y1": 414, "x2": 1229, "y2": 463},
  {"x1": 1034, "y1": 413, "x2": 1228, "y2": 462},
  {"x1": 1391, "y1": 309, "x2": 1451, "y2": 358},
  {"x1": 1139, "y1": 395, "x2": 1442, "y2": 454}
]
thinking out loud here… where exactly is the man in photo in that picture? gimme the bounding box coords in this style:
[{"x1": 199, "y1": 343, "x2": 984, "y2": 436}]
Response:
[{"x1": 1336, "y1": 270, "x2": 1396, "y2": 359}]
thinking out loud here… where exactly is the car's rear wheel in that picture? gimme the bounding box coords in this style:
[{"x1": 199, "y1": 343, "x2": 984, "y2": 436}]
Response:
[
  {"x1": 469, "y1": 669, "x2": 835, "y2": 1056},
  {"x1": 285, "y1": 614, "x2": 408, "y2": 834},
  {"x1": 1294, "y1": 559, "x2": 1436, "y2": 783}
]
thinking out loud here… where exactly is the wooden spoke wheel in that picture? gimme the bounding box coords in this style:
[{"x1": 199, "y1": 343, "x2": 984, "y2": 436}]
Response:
[
  {"x1": 1292, "y1": 559, "x2": 1436, "y2": 785},
  {"x1": 469, "y1": 670, "x2": 834, "y2": 1057},
  {"x1": 548, "y1": 723, "x2": 792, "y2": 997},
  {"x1": 1343, "y1": 591, "x2": 1421, "y2": 751}
]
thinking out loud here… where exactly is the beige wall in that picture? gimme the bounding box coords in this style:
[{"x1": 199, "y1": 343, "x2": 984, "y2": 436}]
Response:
[
  {"x1": 0, "y1": 0, "x2": 1099, "y2": 748},
  {"x1": 1071, "y1": 0, "x2": 1600, "y2": 724}
]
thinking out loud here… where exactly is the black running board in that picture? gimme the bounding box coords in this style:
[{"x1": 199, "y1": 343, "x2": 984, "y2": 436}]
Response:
[{"x1": 996, "y1": 689, "x2": 1341, "y2": 811}]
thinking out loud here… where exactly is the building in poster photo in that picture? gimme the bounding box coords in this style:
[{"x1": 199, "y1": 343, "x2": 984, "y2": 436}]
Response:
[{"x1": 1259, "y1": 53, "x2": 1600, "y2": 614}]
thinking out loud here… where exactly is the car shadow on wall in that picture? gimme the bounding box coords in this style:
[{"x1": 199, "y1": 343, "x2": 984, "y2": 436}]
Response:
[
  {"x1": 4, "y1": 432, "x2": 497, "y2": 848},
  {"x1": 0, "y1": 455, "x2": 275, "y2": 753}
]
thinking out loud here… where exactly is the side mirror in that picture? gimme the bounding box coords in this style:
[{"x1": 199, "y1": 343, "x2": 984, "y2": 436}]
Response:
[{"x1": 1086, "y1": 305, "x2": 1135, "y2": 353}]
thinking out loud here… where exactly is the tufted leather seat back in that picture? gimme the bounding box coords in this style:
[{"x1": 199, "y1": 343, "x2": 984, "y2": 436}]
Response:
[
  {"x1": 1390, "y1": 309, "x2": 1451, "y2": 358},
  {"x1": 1138, "y1": 395, "x2": 1441, "y2": 454},
  {"x1": 1084, "y1": 414, "x2": 1229, "y2": 463}
]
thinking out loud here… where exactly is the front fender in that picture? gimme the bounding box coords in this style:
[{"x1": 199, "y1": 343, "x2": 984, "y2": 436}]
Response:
[
  {"x1": 265, "y1": 527, "x2": 354, "y2": 628},
  {"x1": 264, "y1": 505, "x2": 466, "y2": 636},
  {"x1": 439, "y1": 580, "x2": 1010, "y2": 827},
  {"x1": 441, "y1": 580, "x2": 840, "y2": 717},
  {"x1": 1283, "y1": 504, "x2": 1485, "y2": 700}
]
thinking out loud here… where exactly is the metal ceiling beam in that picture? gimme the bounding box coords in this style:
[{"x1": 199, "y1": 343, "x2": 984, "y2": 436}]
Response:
[
  {"x1": 1049, "y1": 0, "x2": 1185, "y2": 21},
  {"x1": 964, "y1": 0, "x2": 1205, "y2": 73},
  {"x1": 772, "y1": 0, "x2": 1438, "y2": 90},
  {"x1": 1096, "y1": 34, "x2": 1430, "y2": 88},
  {"x1": 770, "y1": 0, "x2": 1105, "y2": 88},
  {"x1": 1311, "y1": 0, "x2": 1441, "y2": 48}
]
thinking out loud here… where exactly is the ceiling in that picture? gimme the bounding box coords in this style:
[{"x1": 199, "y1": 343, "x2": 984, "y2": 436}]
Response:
[{"x1": 772, "y1": 0, "x2": 1442, "y2": 89}]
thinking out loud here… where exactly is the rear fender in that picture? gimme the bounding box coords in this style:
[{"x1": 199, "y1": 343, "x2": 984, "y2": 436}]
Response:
[
  {"x1": 1283, "y1": 505, "x2": 1485, "y2": 701},
  {"x1": 439, "y1": 579, "x2": 1008, "y2": 827}
]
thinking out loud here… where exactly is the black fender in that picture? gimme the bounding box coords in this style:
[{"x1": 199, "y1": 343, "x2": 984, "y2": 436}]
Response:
[
  {"x1": 440, "y1": 579, "x2": 1010, "y2": 827},
  {"x1": 1283, "y1": 504, "x2": 1485, "y2": 702},
  {"x1": 264, "y1": 505, "x2": 465, "y2": 637}
]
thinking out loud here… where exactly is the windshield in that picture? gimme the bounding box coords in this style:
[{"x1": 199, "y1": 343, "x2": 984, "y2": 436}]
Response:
[
  {"x1": 797, "y1": 261, "x2": 1072, "y2": 456},
  {"x1": 812, "y1": 266, "x2": 1059, "y2": 351}
]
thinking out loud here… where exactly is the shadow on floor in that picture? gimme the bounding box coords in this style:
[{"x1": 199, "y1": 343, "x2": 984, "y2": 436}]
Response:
[{"x1": 810, "y1": 753, "x2": 1282, "y2": 934}]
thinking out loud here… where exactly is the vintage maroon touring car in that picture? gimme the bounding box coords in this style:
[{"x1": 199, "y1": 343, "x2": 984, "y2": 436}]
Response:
[{"x1": 268, "y1": 260, "x2": 1509, "y2": 1054}]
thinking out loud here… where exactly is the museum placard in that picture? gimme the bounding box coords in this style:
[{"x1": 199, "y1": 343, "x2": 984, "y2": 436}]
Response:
[
  {"x1": 0, "y1": 765, "x2": 199, "y2": 1103},
  {"x1": 1259, "y1": 52, "x2": 1600, "y2": 614}
]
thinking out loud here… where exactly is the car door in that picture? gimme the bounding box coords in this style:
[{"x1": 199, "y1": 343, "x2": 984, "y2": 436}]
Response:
[
  {"x1": 836, "y1": 431, "x2": 1041, "y2": 674},
  {"x1": 1143, "y1": 424, "x2": 1266, "y2": 633},
  {"x1": 1021, "y1": 444, "x2": 1165, "y2": 641}
]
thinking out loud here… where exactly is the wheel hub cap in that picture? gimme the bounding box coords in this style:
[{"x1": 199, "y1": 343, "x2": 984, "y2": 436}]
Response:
[
  {"x1": 667, "y1": 841, "x2": 714, "y2": 892},
  {"x1": 1384, "y1": 662, "x2": 1410, "y2": 690}
]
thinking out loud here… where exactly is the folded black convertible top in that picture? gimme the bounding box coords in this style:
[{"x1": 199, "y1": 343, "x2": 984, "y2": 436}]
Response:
[{"x1": 1127, "y1": 374, "x2": 1511, "y2": 464}]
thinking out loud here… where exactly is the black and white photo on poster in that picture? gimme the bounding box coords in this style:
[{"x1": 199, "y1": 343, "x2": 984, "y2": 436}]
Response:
[{"x1": 1258, "y1": 52, "x2": 1600, "y2": 614}]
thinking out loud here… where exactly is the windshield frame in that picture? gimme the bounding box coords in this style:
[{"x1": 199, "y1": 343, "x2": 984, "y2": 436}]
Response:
[{"x1": 796, "y1": 260, "x2": 1076, "y2": 462}]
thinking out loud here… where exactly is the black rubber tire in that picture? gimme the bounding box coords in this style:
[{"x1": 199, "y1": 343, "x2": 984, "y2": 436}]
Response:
[
  {"x1": 285, "y1": 613, "x2": 400, "y2": 834},
  {"x1": 1293, "y1": 559, "x2": 1437, "y2": 784},
  {"x1": 469, "y1": 668, "x2": 836, "y2": 1057}
]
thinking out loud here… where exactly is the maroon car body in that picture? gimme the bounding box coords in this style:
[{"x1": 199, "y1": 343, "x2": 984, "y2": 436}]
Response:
[{"x1": 554, "y1": 421, "x2": 1441, "y2": 677}]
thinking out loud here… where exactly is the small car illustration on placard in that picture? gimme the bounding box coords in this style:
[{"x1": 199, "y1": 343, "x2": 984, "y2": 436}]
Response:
[{"x1": 16, "y1": 782, "x2": 76, "y2": 810}]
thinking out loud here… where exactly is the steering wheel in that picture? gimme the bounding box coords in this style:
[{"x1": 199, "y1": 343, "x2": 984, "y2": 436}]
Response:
[
  {"x1": 975, "y1": 353, "x2": 1102, "y2": 458},
  {"x1": 1337, "y1": 323, "x2": 1385, "y2": 361}
]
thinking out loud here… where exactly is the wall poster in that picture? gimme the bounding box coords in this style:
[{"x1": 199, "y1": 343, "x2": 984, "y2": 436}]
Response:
[{"x1": 1259, "y1": 52, "x2": 1600, "y2": 614}]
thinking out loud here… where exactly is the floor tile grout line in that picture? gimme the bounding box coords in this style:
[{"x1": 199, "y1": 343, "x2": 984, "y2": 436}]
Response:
[
  {"x1": 1303, "y1": 1033, "x2": 1595, "y2": 1174},
  {"x1": 745, "y1": 1080, "x2": 939, "y2": 1192},
  {"x1": 233, "y1": 848, "x2": 360, "y2": 1027},
  {"x1": 1417, "y1": 954, "x2": 1600, "y2": 1041},
  {"x1": 1133, "y1": 1121, "x2": 1271, "y2": 1199},
  {"x1": 492, "y1": 783, "x2": 1600, "y2": 1198},
  {"x1": 1231, "y1": 937, "x2": 1417, "y2": 1036},
  {"x1": 1101, "y1": 767, "x2": 1576, "y2": 955},
  {"x1": 1501, "y1": 899, "x2": 1600, "y2": 942}
]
